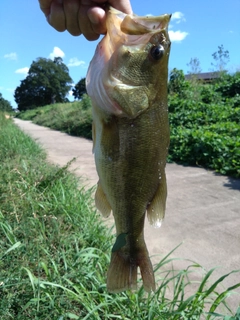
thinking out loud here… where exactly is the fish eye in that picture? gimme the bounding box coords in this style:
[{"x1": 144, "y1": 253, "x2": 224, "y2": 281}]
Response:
[{"x1": 150, "y1": 45, "x2": 164, "y2": 60}]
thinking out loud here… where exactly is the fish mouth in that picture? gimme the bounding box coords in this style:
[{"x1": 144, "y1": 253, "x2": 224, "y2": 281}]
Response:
[
  {"x1": 107, "y1": 7, "x2": 171, "y2": 35},
  {"x1": 106, "y1": 8, "x2": 171, "y2": 54},
  {"x1": 120, "y1": 13, "x2": 171, "y2": 35}
]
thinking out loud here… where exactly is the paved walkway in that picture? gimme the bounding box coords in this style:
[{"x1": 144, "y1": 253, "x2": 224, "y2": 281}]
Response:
[{"x1": 14, "y1": 118, "x2": 240, "y2": 310}]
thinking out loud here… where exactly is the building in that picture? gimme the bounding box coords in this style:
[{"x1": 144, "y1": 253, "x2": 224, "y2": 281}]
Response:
[{"x1": 185, "y1": 72, "x2": 221, "y2": 83}]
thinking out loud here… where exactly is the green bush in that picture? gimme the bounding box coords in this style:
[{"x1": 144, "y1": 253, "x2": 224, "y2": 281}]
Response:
[
  {"x1": 16, "y1": 94, "x2": 93, "y2": 139},
  {"x1": 169, "y1": 124, "x2": 240, "y2": 176},
  {"x1": 168, "y1": 71, "x2": 240, "y2": 177},
  {"x1": 0, "y1": 93, "x2": 12, "y2": 112},
  {"x1": 215, "y1": 72, "x2": 240, "y2": 98},
  {"x1": 16, "y1": 72, "x2": 240, "y2": 177}
]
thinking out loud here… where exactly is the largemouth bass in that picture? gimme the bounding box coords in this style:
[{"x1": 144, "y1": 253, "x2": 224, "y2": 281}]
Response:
[{"x1": 86, "y1": 7, "x2": 171, "y2": 293}]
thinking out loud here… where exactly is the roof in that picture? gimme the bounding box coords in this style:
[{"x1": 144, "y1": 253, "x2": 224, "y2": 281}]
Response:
[{"x1": 185, "y1": 72, "x2": 221, "y2": 81}]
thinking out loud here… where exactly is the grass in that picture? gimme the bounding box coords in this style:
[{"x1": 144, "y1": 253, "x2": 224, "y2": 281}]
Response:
[
  {"x1": 15, "y1": 95, "x2": 92, "y2": 139},
  {"x1": 1, "y1": 112, "x2": 240, "y2": 319}
]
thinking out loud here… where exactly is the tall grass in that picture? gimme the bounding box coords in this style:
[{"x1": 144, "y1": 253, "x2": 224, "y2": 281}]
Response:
[
  {"x1": 15, "y1": 95, "x2": 92, "y2": 139},
  {"x1": 0, "y1": 112, "x2": 239, "y2": 319}
]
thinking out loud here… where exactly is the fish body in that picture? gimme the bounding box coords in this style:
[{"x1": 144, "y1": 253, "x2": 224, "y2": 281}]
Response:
[{"x1": 86, "y1": 8, "x2": 171, "y2": 293}]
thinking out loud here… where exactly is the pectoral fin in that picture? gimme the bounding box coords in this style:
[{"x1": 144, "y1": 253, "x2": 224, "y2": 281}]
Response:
[
  {"x1": 95, "y1": 181, "x2": 112, "y2": 218},
  {"x1": 147, "y1": 172, "x2": 167, "y2": 228},
  {"x1": 111, "y1": 85, "x2": 149, "y2": 118}
]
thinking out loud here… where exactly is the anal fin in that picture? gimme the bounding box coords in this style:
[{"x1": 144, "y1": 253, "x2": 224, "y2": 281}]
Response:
[
  {"x1": 147, "y1": 171, "x2": 167, "y2": 228},
  {"x1": 95, "y1": 181, "x2": 112, "y2": 218}
]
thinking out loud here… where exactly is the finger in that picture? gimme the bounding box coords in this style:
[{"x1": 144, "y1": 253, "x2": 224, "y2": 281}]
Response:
[
  {"x1": 87, "y1": 6, "x2": 107, "y2": 35},
  {"x1": 39, "y1": 0, "x2": 52, "y2": 16},
  {"x1": 78, "y1": 5, "x2": 100, "y2": 41},
  {"x1": 92, "y1": 0, "x2": 133, "y2": 14},
  {"x1": 47, "y1": 0, "x2": 66, "y2": 32},
  {"x1": 63, "y1": 0, "x2": 81, "y2": 36}
]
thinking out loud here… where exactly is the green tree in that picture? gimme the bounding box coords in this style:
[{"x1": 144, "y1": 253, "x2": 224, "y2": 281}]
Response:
[
  {"x1": 215, "y1": 71, "x2": 240, "y2": 99},
  {"x1": 187, "y1": 57, "x2": 202, "y2": 75},
  {"x1": 211, "y1": 44, "x2": 230, "y2": 72},
  {"x1": 14, "y1": 57, "x2": 72, "y2": 111},
  {"x1": 186, "y1": 57, "x2": 202, "y2": 101},
  {"x1": 0, "y1": 93, "x2": 12, "y2": 112},
  {"x1": 72, "y1": 78, "x2": 87, "y2": 100},
  {"x1": 168, "y1": 68, "x2": 189, "y2": 97}
]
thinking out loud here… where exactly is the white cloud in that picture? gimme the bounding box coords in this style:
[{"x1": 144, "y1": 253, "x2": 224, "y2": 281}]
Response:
[
  {"x1": 48, "y1": 47, "x2": 65, "y2": 60},
  {"x1": 0, "y1": 87, "x2": 14, "y2": 93},
  {"x1": 4, "y1": 52, "x2": 18, "y2": 60},
  {"x1": 6, "y1": 88, "x2": 15, "y2": 93},
  {"x1": 171, "y1": 11, "x2": 186, "y2": 23},
  {"x1": 169, "y1": 30, "x2": 189, "y2": 42},
  {"x1": 168, "y1": 12, "x2": 188, "y2": 42},
  {"x1": 15, "y1": 67, "x2": 29, "y2": 75},
  {"x1": 68, "y1": 57, "x2": 85, "y2": 67}
]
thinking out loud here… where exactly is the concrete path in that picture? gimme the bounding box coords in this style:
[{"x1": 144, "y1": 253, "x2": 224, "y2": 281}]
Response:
[{"x1": 14, "y1": 118, "x2": 240, "y2": 310}]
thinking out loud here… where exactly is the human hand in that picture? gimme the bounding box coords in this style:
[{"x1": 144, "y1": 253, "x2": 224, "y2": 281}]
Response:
[{"x1": 39, "y1": 0, "x2": 132, "y2": 40}]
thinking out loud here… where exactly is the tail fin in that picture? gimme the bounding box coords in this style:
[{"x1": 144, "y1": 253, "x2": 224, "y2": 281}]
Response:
[{"x1": 107, "y1": 245, "x2": 156, "y2": 293}]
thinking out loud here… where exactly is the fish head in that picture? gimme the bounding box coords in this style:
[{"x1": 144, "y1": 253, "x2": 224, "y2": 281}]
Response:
[{"x1": 86, "y1": 8, "x2": 171, "y2": 117}]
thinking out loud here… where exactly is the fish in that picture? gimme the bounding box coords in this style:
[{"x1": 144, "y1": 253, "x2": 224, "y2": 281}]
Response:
[{"x1": 86, "y1": 7, "x2": 171, "y2": 293}]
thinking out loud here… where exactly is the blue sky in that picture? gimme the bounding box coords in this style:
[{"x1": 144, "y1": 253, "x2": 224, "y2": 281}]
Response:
[{"x1": 1, "y1": 0, "x2": 240, "y2": 109}]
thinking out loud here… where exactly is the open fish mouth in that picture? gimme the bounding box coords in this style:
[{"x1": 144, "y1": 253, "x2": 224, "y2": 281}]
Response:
[
  {"x1": 106, "y1": 8, "x2": 171, "y2": 52},
  {"x1": 120, "y1": 11, "x2": 171, "y2": 35}
]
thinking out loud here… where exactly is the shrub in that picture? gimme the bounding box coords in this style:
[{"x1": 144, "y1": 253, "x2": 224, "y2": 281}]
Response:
[
  {"x1": 16, "y1": 95, "x2": 93, "y2": 140},
  {"x1": 16, "y1": 72, "x2": 240, "y2": 177}
]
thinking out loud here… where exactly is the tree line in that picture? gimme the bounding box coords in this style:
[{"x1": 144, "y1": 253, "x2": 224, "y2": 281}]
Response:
[
  {"x1": 0, "y1": 44, "x2": 238, "y2": 112},
  {"x1": 0, "y1": 57, "x2": 87, "y2": 112},
  {"x1": 13, "y1": 57, "x2": 87, "y2": 111},
  {"x1": 0, "y1": 93, "x2": 12, "y2": 112}
]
